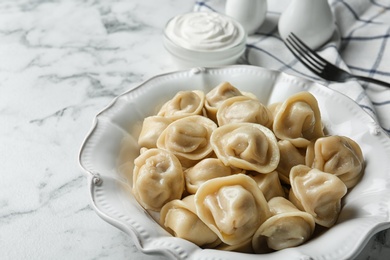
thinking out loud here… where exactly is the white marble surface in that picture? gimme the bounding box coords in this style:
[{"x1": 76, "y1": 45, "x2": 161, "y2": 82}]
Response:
[{"x1": 1, "y1": 0, "x2": 389, "y2": 259}]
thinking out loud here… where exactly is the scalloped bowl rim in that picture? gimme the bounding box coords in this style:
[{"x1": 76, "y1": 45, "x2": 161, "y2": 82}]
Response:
[{"x1": 79, "y1": 65, "x2": 390, "y2": 260}]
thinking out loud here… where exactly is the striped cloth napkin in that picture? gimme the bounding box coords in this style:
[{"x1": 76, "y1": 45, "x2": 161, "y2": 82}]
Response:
[{"x1": 194, "y1": 0, "x2": 390, "y2": 135}]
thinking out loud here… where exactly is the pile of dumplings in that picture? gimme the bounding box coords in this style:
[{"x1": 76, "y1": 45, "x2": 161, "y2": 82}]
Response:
[{"x1": 131, "y1": 82, "x2": 365, "y2": 253}]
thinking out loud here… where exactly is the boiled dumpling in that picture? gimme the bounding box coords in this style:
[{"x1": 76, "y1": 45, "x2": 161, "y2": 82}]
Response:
[
  {"x1": 247, "y1": 171, "x2": 285, "y2": 201},
  {"x1": 273, "y1": 92, "x2": 324, "y2": 148},
  {"x1": 289, "y1": 165, "x2": 347, "y2": 227},
  {"x1": 252, "y1": 197, "x2": 315, "y2": 253},
  {"x1": 157, "y1": 90, "x2": 205, "y2": 120},
  {"x1": 138, "y1": 116, "x2": 172, "y2": 149},
  {"x1": 160, "y1": 195, "x2": 221, "y2": 248},
  {"x1": 205, "y1": 82, "x2": 243, "y2": 122},
  {"x1": 215, "y1": 238, "x2": 253, "y2": 253},
  {"x1": 305, "y1": 135, "x2": 364, "y2": 189},
  {"x1": 217, "y1": 96, "x2": 273, "y2": 128},
  {"x1": 132, "y1": 148, "x2": 184, "y2": 211},
  {"x1": 184, "y1": 158, "x2": 236, "y2": 194},
  {"x1": 157, "y1": 115, "x2": 217, "y2": 166},
  {"x1": 267, "y1": 102, "x2": 282, "y2": 119},
  {"x1": 210, "y1": 123, "x2": 280, "y2": 173},
  {"x1": 194, "y1": 174, "x2": 271, "y2": 245},
  {"x1": 276, "y1": 140, "x2": 306, "y2": 185}
]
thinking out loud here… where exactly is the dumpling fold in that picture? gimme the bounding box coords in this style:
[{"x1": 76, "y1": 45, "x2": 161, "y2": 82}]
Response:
[
  {"x1": 252, "y1": 197, "x2": 315, "y2": 253},
  {"x1": 195, "y1": 174, "x2": 271, "y2": 245},
  {"x1": 273, "y1": 92, "x2": 324, "y2": 148},
  {"x1": 289, "y1": 165, "x2": 347, "y2": 227},
  {"x1": 210, "y1": 123, "x2": 280, "y2": 173},
  {"x1": 132, "y1": 148, "x2": 184, "y2": 211}
]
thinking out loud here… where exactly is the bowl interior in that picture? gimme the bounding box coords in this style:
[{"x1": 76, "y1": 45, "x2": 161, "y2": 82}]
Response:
[{"x1": 79, "y1": 65, "x2": 390, "y2": 260}]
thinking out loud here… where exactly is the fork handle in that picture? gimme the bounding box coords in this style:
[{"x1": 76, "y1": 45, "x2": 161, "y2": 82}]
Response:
[{"x1": 353, "y1": 75, "x2": 390, "y2": 88}]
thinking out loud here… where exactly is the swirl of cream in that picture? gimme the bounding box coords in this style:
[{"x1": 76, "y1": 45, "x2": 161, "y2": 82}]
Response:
[{"x1": 165, "y1": 12, "x2": 245, "y2": 51}]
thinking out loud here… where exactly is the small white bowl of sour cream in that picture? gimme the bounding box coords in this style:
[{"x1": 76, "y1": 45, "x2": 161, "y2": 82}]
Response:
[{"x1": 163, "y1": 12, "x2": 246, "y2": 68}]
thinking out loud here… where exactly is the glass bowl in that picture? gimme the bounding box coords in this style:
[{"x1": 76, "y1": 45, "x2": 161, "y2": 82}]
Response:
[{"x1": 163, "y1": 12, "x2": 246, "y2": 68}]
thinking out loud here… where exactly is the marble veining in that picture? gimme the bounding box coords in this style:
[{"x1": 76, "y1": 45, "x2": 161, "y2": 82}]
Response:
[{"x1": 1, "y1": 0, "x2": 389, "y2": 259}]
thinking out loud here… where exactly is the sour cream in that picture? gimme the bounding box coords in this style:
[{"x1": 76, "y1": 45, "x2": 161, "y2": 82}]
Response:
[
  {"x1": 163, "y1": 12, "x2": 246, "y2": 68},
  {"x1": 165, "y1": 12, "x2": 245, "y2": 52}
]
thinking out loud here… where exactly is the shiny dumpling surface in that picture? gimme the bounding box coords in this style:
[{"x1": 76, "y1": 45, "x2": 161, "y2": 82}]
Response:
[
  {"x1": 289, "y1": 165, "x2": 347, "y2": 227},
  {"x1": 157, "y1": 90, "x2": 205, "y2": 120},
  {"x1": 138, "y1": 116, "x2": 172, "y2": 149},
  {"x1": 252, "y1": 197, "x2": 315, "y2": 253},
  {"x1": 276, "y1": 140, "x2": 306, "y2": 185},
  {"x1": 184, "y1": 158, "x2": 235, "y2": 194},
  {"x1": 273, "y1": 92, "x2": 324, "y2": 148},
  {"x1": 157, "y1": 115, "x2": 217, "y2": 162},
  {"x1": 160, "y1": 195, "x2": 221, "y2": 248},
  {"x1": 247, "y1": 171, "x2": 285, "y2": 201},
  {"x1": 216, "y1": 95, "x2": 273, "y2": 128},
  {"x1": 306, "y1": 135, "x2": 364, "y2": 189},
  {"x1": 132, "y1": 148, "x2": 184, "y2": 211},
  {"x1": 194, "y1": 174, "x2": 271, "y2": 246},
  {"x1": 210, "y1": 123, "x2": 280, "y2": 173},
  {"x1": 205, "y1": 82, "x2": 243, "y2": 122}
]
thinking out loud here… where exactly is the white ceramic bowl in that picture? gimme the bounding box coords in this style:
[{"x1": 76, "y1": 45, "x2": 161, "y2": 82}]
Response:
[{"x1": 79, "y1": 65, "x2": 390, "y2": 260}]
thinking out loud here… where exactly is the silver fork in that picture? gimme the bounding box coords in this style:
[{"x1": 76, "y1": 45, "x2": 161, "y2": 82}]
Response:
[{"x1": 285, "y1": 33, "x2": 390, "y2": 88}]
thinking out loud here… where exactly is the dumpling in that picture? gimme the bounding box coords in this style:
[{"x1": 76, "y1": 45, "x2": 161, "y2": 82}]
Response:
[
  {"x1": 276, "y1": 140, "x2": 306, "y2": 185},
  {"x1": 216, "y1": 96, "x2": 273, "y2": 128},
  {"x1": 194, "y1": 174, "x2": 271, "y2": 245},
  {"x1": 132, "y1": 148, "x2": 184, "y2": 211},
  {"x1": 252, "y1": 197, "x2": 315, "y2": 253},
  {"x1": 157, "y1": 115, "x2": 217, "y2": 167},
  {"x1": 273, "y1": 92, "x2": 324, "y2": 148},
  {"x1": 305, "y1": 135, "x2": 364, "y2": 189},
  {"x1": 210, "y1": 123, "x2": 280, "y2": 173},
  {"x1": 289, "y1": 165, "x2": 347, "y2": 227},
  {"x1": 205, "y1": 82, "x2": 243, "y2": 122},
  {"x1": 184, "y1": 158, "x2": 235, "y2": 194},
  {"x1": 215, "y1": 238, "x2": 253, "y2": 253},
  {"x1": 247, "y1": 171, "x2": 285, "y2": 201},
  {"x1": 138, "y1": 116, "x2": 172, "y2": 149},
  {"x1": 157, "y1": 90, "x2": 205, "y2": 120},
  {"x1": 267, "y1": 102, "x2": 282, "y2": 118},
  {"x1": 160, "y1": 195, "x2": 221, "y2": 248}
]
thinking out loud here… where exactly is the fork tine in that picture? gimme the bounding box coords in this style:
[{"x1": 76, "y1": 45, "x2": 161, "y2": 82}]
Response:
[
  {"x1": 286, "y1": 36, "x2": 323, "y2": 73},
  {"x1": 286, "y1": 33, "x2": 390, "y2": 88},
  {"x1": 289, "y1": 33, "x2": 329, "y2": 68},
  {"x1": 285, "y1": 36, "x2": 323, "y2": 74}
]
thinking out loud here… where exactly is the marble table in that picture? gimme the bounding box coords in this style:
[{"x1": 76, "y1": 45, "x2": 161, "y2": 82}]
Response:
[{"x1": 1, "y1": 0, "x2": 389, "y2": 259}]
